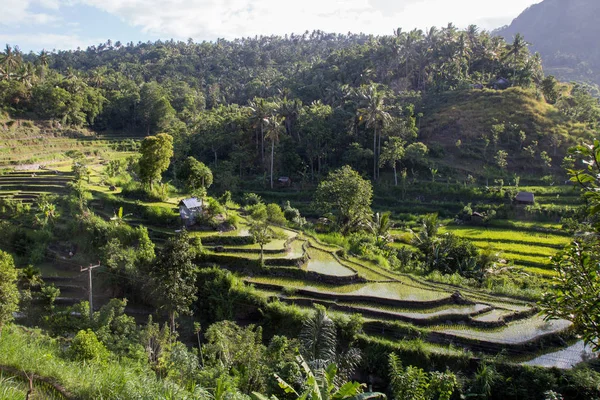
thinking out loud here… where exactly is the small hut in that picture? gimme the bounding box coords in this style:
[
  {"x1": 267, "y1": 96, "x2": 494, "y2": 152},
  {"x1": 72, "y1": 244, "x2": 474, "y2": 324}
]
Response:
[
  {"x1": 515, "y1": 191, "x2": 535, "y2": 205},
  {"x1": 493, "y1": 77, "x2": 511, "y2": 90},
  {"x1": 179, "y1": 197, "x2": 203, "y2": 226},
  {"x1": 277, "y1": 176, "x2": 292, "y2": 187}
]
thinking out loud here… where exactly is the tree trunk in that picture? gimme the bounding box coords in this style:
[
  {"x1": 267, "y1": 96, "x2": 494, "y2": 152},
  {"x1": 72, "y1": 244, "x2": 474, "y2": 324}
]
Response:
[
  {"x1": 261, "y1": 123, "x2": 265, "y2": 166},
  {"x1": 260, "y1": 244, "x2": 264, "y2": 266},
  {"x1": 170, "y1": 311, "x2": 176, "y2": 333},
  {"x1": 196, "y1": 331, "x2": 204, "y2": 367},
  {"x1": 377, "y1": 128, "x2": 382, "y2": 180},
  {"x1": 318, "y1": 156, "x2": 321, "y2": 177},
  {"x1": 393, "y1": 164, "x2": 398, "y2": 186},
  {"x1": 373, "y1": 127, "x2": 377, "y2": 180},
  {"x1": 270, "y1": 140, "x2": 274, "y2": 189}
]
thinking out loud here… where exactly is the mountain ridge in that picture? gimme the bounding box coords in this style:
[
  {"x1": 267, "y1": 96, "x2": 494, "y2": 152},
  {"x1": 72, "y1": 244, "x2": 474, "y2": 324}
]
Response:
[{"x1": 496, "y1": 0, "x2": 600, "y2": 85}]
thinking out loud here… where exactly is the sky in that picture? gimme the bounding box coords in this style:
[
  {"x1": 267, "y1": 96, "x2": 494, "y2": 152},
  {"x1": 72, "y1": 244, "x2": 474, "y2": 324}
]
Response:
[{"x1": 0, "y1": 0, "x2": 542, "y2": 53}]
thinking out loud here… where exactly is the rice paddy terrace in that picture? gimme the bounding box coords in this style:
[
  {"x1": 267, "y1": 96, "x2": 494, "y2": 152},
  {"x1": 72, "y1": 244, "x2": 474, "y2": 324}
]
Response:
[
  {"x1": 0, "y1": 123, "x2": 137, "y2": 205},
  {"x1": 187, "y1": 223, "x2": 577, "y2": 365}
]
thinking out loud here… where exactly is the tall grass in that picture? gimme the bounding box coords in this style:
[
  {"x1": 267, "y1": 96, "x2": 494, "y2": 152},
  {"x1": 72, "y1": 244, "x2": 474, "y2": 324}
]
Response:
[
  {"x1": 0, "y1": 325, "x2": 208, "y2": 400},
  {"x1": 0, "y1": 374, "x2": 25, "y2": 400}
]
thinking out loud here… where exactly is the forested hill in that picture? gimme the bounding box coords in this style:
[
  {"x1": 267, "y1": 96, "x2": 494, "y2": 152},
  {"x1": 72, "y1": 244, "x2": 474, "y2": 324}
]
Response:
[
  {"x1": 495, "y1": 0, "x2": 600, "y2": 86},
  {"x1": 1, "y1": 27, "x2": 599, "y2": 185}
]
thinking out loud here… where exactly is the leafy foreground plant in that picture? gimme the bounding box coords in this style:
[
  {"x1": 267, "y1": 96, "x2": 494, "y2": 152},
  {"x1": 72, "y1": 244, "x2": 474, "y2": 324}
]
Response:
[
  {"x1": 252, "y1": 355, "x2": 385, "y2": 400},
  {"x1": 0, "y1": 325, "x2": 208, "y2": 399}
]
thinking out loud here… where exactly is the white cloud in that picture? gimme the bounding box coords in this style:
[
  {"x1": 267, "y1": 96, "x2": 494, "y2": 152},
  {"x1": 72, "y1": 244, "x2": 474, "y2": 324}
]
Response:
[
  {"x1": 75, "y1": 0, "x2": 541, "y2": 41},
  {"x1": 1, "y1": 0, "x2": 35, "y2": 25},
  {"x1": 0, "y1": 33, "x2": 97, "y2": 51},
  {"x1": 0, "y1": 0, "x2": 542, "y2": 51},
  {"x1": 36, "y1": 0, "x2": 61, "y2": 10},
  {"x1": 0, "y1": 0, "x2": 60, "y2": 27}
]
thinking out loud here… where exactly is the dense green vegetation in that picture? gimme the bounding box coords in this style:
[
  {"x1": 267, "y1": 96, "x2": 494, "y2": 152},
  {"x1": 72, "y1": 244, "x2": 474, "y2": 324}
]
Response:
[{"x1": 1, "y1": 22, "x2": 600, "y2": 400}]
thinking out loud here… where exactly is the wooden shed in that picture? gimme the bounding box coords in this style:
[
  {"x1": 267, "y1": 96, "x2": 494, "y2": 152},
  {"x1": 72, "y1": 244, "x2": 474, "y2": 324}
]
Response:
[{"x1": 179, "y1": 197, "x2": 203, "y2": 226}]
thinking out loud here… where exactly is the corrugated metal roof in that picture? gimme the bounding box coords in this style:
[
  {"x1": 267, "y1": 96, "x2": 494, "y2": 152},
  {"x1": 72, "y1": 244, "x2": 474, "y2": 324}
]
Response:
[
  {"x1": 515, "y1": 191, "x2": 535, "y2": 203},
  {"x1": 179, "y1": 197, "x2": 203, "y2": 209}
]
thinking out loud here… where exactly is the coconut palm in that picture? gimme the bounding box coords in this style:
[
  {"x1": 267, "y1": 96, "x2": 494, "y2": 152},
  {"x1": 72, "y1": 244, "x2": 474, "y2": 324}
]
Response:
[
  {"x1": 277, "y1": 96, "x2": 302, "y2": 140},
  {"x1": 16, "y1": 63, "x2": 35, "y2": 87},
  {"x1": 357, "y1": 85, "x2": 391, "y2": 180},
  {"x1": 0, "y1": 45, "x2": 21, "y2": 78},
  {"x1": 264, "y1": 115, "x2": 284, "y2": 189},
  {"x1": 36, "y1": 50, "x2": 49, "y2": 80},
  {"x1": 248, "y1": 98, "x2": 272, "y2": 165},
  {"x1": 503, "y1": 33, "x2": 530, "y2": 80},
  {"x1": 379, "y1": 136, "x2": 405, "y2": 186},
  {"x1": 369, "y1": 212, "x2": 393, "y2": 245},
  {"x1": 89, "y1": 66, "x2": 108, "y2": 87}
]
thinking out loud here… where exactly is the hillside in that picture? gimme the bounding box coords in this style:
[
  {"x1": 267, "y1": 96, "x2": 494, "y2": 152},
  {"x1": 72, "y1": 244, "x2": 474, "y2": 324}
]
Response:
[
  {"x1": 496, "y1": 0, "x2": 600, "y2": 85},
  {"x1": 420, "y1": 87, "x2": 594, "y2": 178}
]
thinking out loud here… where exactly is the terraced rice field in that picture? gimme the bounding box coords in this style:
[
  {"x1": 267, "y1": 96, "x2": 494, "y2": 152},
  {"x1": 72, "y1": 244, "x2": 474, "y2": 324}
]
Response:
[
  {"x1": 0, "y1": 170, "x2": 74, "y2": 203},
  {"x1": 439, "y1": 225, "x2": 570, "y2": 277},
  {"x1": 305, "y1": 248, "x2": 356, "y2": 277},
  {"x1": 435, "y1": 315, "x2": 572, "y2": 345},
  {"x1": 523, "y1": 341, "x2": 595, "y2": 369},
  {"x1": 0, "y1": 127, "x2": 580, "y2": 366},
  {"x1": 236, "y1": 229, "x2": 578, "y2": 362}
]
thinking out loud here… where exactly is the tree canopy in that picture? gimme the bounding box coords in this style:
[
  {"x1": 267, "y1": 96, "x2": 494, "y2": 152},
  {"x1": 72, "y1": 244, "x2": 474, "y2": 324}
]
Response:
[
  {"x1": 540, "y1": 140, "x2": 600, "y2": 351},
  {"x1": 0, "y1": 250, "x2": 19, "y2": 332},
  {"x1": 314, "y1": 165, "x2": 373, "y2": 233},
  {"x1": 138, "y1": 133, "x2": 174, "y2": 189}
]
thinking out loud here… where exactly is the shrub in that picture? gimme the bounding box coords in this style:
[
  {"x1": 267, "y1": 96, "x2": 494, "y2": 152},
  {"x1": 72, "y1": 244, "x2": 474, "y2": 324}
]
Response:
[
  {"x1": 242, "y1": 192, "x2": 262, "y2": 206},
  {"x1": 205, "y1": 197, "x2": 225, "y2": 218},
  {"x1": 68, "y1": 329, "x2": 109, "y2": 362},
  {"x1": 283, "y1": 201, "x2": 306, "y2": 226},
  {"x1": 143, "y1": 205, "x2": 179, "y2": 227},
  {"x1": 225, "y1": 213, "x2": 240, "y2": 229}
]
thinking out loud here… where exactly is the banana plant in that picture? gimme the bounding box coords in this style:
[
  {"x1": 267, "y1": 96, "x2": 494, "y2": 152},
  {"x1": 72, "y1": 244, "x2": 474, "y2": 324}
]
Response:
[
  {"x1": 110, "y1": 206, "x2": 132, "y2": 225},
  {"x1": 252, "y1": 356, "x2": 385, "y2": 400}
]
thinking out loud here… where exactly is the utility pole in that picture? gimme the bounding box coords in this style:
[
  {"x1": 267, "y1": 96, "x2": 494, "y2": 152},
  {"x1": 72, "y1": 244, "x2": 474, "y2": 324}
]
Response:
[{"x1": 80, "y1": 262, "x2": 100, "y2": 319}]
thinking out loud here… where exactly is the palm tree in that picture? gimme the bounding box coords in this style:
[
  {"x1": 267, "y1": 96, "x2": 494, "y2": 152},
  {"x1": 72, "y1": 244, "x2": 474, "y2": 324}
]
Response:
[
  {"x1": 89, "y1": 66, "x2": 107, "y2": 87},
  {"x1": 0, "y1": 45, "x2": 21, "y2": 79},
  {"x1": 357, "y1": 85, "x2": 391, "y2": 180},
  {"x1": 248, "y1": 98, "x2": 271, "y2": 165},
  {"x1": 0, "y1": 66, "x2": 9, "y2": 81},
  {"x1": 36, "y1": 50, "x2": 49, "y2": 80},
  {"x1": 503, "y1": 33, "x2": 530, "y2": 80},
  {"x1": 277, "y1": 97, "x2": 302, "y2": 141},
  {"x1": 16, "y1": 63, "x2": 35, "y2": 88},
  {"x1": 379, "y1": 137, "x2": 405, "y2": 186},
  {"x1": 369, "y1": 212, "x2": 393, "y2": 245},
  {"x1": 264, "y1": 115, "x2": 284, "y2": 189}
]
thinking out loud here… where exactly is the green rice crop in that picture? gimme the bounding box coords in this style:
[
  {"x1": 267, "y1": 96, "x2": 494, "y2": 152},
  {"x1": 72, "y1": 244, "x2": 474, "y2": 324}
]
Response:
[
  {"x1": 440, "y1": 226, "x2": 569, "y2": 247},
  {"x1": 470, "y1": 241, "x2": 558, "y2": 257},
  {"x1": 305, "y1": 248, "x2": 356, "y2": 277},
  {"x1": 286, "y1": 239, "x2": 306, "y2": 259},
  {"x1": 501, "y1": 252, "x2": 552, "y2": 266},
  {"x1": 358, "y1": 334, "x2": 471, "y2": 357},
  {"x1": 521, "y1": 266, "x2": 558, "y2": 277}
]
